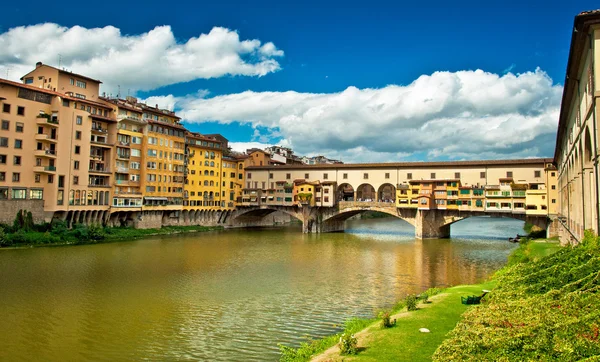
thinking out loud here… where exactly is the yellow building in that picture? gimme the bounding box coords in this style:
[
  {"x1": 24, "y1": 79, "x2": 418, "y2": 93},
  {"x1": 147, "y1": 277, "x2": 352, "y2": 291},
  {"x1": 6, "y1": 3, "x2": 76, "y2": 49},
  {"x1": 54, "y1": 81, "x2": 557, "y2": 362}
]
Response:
[
  {"x1": 141, "y1": 105, "x2": 186, "y2": 215},
  {"x1": 397, "y1": 183, "x2": 419, "y2": 208},
  {"x1": 294, "y1": 181, "x2": 317, "y2": 206},
  {"x1": 184, "y1": 132, "x2": 224, "y2": 210},
  {"x1": 222, "y1": 155, "x2": 246, "y2": 209}
]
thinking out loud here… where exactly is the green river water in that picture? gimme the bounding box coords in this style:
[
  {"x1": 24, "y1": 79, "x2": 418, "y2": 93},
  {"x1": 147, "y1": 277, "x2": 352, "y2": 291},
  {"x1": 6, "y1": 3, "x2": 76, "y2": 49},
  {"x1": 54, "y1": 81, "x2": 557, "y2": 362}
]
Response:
[{"x1": 0, "y1": 217, "x2": 523, "y2": 361}]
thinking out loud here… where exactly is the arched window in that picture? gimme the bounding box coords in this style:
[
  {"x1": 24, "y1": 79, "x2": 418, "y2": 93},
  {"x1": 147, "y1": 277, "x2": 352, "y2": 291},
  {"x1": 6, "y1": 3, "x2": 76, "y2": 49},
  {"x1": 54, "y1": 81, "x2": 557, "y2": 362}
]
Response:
[
  {"x1": 204, "y1": 180, "x2": 209, "y2": 186},
  {"x1": 210, "y1": 171, "x2": 214, "y2": 176},
  {"x1": 210, "y1": 181, "x2": 214, "y2": 186},
  {"x1": 81, "y1": 191, "x2": 87, "y2": 205},
  {"x1": 205, "y1": 161, "x2": 209, "y2": 166},
  {"x1": 204, "y1": 170, "x2": 209, "y2": 175},
  {"x1": 99, "y1": 191, "x2": 104, "y2": 205},
  {"x1": 239, "y1": 164, "x2": 243, "y2": 169},
  {"x1": 210, "y1": 161, "x2": 214, "y2": 167}
]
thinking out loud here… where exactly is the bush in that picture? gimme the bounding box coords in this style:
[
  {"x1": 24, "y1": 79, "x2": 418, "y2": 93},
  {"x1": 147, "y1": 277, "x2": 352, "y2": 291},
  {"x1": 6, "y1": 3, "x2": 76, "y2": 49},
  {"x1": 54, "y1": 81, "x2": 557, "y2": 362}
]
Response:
[
  {"x1": 0, "y1": 227, "x2": 7, "y2": 246},
  {"x1": 406, "y1": 294, "x2": 418, "y2": 311},
  {"x1": 378, "y1": 310, "x2": 395, "y2": 328},
  {"x1": 339, "y1": 332, "x2": 358, "y2": 355}
]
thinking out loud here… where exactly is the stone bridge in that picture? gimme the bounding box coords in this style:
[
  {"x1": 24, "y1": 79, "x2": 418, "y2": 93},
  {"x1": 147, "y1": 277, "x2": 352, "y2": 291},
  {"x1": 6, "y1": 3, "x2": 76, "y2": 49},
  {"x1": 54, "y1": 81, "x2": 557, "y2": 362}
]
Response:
[{"x1": 229, "y1": 201, "x2": 551, "y2": 239}]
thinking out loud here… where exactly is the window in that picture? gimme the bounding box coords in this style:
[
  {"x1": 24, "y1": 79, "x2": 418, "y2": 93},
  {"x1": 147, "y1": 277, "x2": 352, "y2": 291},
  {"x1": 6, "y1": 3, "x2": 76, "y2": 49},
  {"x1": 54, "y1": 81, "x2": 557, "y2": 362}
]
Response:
[
  {"x1": 75, "y1": 131, "x2": 82, "y2": 140},
  {"x1": 74, "y1": 160, "x2": 80, "y2": 170},
  {"x1": 0, "y1": 155, "x2": 5, "y2": 164},
  {"x1": 385, "y1": 173, "x2": 390, "y2": 179},
  {"x1": 324, "y1": 173, "x2": 328, "y2": 180},
  {"x1": 57, "y1": 190, "x2": 64, "y2": 205},
  {"x1": 70, "y1": 78, "x2": 75, "y2": 85},
  {"x1": 1, "y1": 120, "x2": 8, "y2": 130},
  {"x1": 13, "y1": 156, "x2": 21, "y2": 165},
  {"x1": 12, "y1": 188, "x2": 26, "y2": 199},
  {"x1": 552, "y1": 199, "x2": 556, "y2": 204},
  {"x1": 14, "y1": 139, "x2": 22, "y2": 149},
  {"x1": 2, "y1": 104, "x2": 9, "y2": 113},
  {"x1": 431, "y1": 172, "x2": 436, "y2": 179},
  {"x1": 63, "y1": 99, "x2": 70, "y2": 107},
  {"x1": 305, "y1": 173, "x2": 309, "y2": 179},
  {"x1": 73, "y1": 176, "x2": 79, "y2": 185},
  {"x1": 363, "y1": 173, "x2": 368, "y2": 179},
  {"x1": 480, "y1": 172, "x2": 486, "y2": 179},
  {"x1": 74, "y1": 146, "x2": 80, "y2": 154},
  {"x1": 25, "y1": 78, "x2": 33, "y2": 84},
  {"x1": 247, "y1": 172, "x2": 252, "y2": 179},
  {"x1": 285, "y1": 173, "x2": 291, "y2": 180},
  {"x1": 16, "y1": 122, "x2": 23, "y2": 133},
  {"x1": 455, "y1": 172, "x2": 460, "y2": 179},
  {"x1": 506, "y1": 171, "x2": 513, "y2": 178},
  {"x1": 407, "y1": 173, "x2": 412, "y2": 180},
  {"x1": 343, "y1": 173, "x2": 348, "y2": 179},
  {"x1": 30, "y1": 189, "x2": 43, "y2": 199},
  {"x1": 0, "y1": 172, "x2": 4, "y2": 181},
  {"x1": 76, "y1": 116, "x2": 82, "y2": 125},
  {"x1": 17, "y1": 106, "x2": 24, "y2": 116},
  {"x1": 269, "y1": 173, "x2": 273, "y2": 179},
  {"x1": 551, "y1": 172, "x2": 556, "y2": 177},
  {"x1": 534, "y1": 170, "x2": 541, "y2": 178},
  {"x1": 34, "y1": 174, "x2": 40, "y2": 183},
  {"x1": 12, "y1": 173, "x2": 20, "y2": 182},
  {"x1": 551, "y1": 185, "x2": 556, "y2": 190},
  {"x1": 58, "y1": 175, "x2": 64, "y2": 188},
  {"x1": 47, "y1": 175, "x2": 53, "y2": 183},
  {"x1": 76, "y1": 80, "x2": 87, "y2": 88},
  {"x1": 0, "y1": 138, "x2": 6, "y2": 147}
]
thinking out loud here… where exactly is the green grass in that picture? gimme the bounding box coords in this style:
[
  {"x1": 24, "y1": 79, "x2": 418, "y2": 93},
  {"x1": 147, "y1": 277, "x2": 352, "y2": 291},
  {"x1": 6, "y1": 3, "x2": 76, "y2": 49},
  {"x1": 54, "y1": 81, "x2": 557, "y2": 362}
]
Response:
[{"x1": 340, "y1": 282, "x2": 495, "y2": 362}]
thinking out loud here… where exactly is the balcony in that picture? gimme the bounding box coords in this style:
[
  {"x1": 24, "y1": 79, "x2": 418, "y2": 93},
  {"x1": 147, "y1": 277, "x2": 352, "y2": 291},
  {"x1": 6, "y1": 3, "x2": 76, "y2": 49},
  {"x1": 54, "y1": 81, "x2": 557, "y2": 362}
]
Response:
[
  {"x1": 33, "y1": 165, "x2": 56, "y2": 174},
  {"x1": 34, "y1": 149, "x2": 57, "y2": 158},
  {"x1": 116, "y1": 153, "x2": 131, "y2": 160},
  {"x1": 91, "y1": 139, "x2": 112, "y2": 148},
  {"x1": 36, "y1": 116, "x2": 59, "y2": 127},
  {"x1": 117, "y1": 114, "x2": 147, "y2": 125},
  {"x1": 116, "y1": 167, "x2": 130, "y2": 173},
  {"x1": 88, "y1": 183, "x2": 111, "y2": 188},
  {"x1": 117, "y1": 141, "x2": 131, "y2": 148},
  {"x1": 91, "y1": 126, "x2": 109, "y2": 134},
  {"x1": 114, "y1": 190, "x2": 142, "y2": 196},
  {"x1": 35, "y1": 134, "x2": 58, "y2": 143},
  {"x1": 89, "y1": 167, "x2": 111, "y2": 175}
]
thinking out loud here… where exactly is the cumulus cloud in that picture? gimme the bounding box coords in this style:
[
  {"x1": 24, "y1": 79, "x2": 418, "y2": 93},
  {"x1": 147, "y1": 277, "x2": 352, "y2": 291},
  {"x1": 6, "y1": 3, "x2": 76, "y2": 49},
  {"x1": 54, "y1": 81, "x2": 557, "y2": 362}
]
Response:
[
  {"x1": 0, "y1": 23, "x2": 283, "y2": 92},
  {"x1": 172, "y1": 68, "x2": 562, "y2": 162}
]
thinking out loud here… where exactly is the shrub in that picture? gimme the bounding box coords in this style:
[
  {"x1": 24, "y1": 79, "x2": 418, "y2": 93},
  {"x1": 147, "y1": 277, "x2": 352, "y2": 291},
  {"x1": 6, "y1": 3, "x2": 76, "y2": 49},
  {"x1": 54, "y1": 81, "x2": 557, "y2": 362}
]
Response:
[
  {"x1": 0, "y1": 227, "x2": 7, "y2": 246},
  {"x1": 378, "y1": 310, "x2": 395, "y2": 328},
  {"x1": 406, "y1": 294, "x2": 418, "y2": 311},
  {"x1": 87, "y1": 224, "x2": 106, "y2": 242},
  {"x1": 339, "y1": 332, "x2": 358, "y2": 355}
]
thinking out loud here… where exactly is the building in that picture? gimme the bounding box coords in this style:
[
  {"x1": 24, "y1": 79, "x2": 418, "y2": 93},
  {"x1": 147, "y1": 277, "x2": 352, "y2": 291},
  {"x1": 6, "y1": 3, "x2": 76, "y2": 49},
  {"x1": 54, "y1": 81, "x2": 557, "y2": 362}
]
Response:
[
  {"x1": 0, "y1": 62, "x2": 116, "y2": 225},
  {"x1": 554, "y1": 10, "x2": 600, "y2": 242}
]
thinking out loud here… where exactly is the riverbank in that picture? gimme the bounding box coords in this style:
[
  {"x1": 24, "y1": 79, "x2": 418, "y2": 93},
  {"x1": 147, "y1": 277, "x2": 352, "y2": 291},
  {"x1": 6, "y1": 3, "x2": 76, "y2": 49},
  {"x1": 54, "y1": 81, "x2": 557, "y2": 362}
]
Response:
[
  {"x1": 0, "y1": 223, "x2": 223, "y2": 249},
  {"x1": 281, "y1": 238, "x2": 564, "y2": 362}
]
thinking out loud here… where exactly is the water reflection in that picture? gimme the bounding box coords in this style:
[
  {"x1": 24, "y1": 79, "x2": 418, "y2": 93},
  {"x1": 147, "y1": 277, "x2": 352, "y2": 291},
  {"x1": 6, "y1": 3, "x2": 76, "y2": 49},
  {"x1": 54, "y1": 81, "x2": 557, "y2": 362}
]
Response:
[{"x1": 0, "y1": 217, "x2": 522, "y2": 361}]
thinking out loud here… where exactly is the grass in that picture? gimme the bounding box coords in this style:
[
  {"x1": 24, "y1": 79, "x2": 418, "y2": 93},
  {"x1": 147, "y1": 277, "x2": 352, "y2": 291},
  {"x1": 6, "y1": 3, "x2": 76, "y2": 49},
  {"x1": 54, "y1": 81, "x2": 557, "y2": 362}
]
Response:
[{"x1": 302, "y1": 239, "x2": 564, "y2": 362}]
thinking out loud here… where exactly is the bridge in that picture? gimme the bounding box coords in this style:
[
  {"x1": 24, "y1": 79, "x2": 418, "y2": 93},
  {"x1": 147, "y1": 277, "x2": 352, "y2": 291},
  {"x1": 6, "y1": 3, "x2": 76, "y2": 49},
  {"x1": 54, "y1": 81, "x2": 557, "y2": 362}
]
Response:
[{"x1": 229, "y1": 201, "x2": 552, "y2": 239}]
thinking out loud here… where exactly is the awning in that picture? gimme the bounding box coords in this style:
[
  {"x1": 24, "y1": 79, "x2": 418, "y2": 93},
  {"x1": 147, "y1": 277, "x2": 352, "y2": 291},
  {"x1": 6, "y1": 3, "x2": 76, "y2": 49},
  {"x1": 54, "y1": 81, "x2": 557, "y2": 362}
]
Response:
[{"x1": 144, "y1": 197, "x2": 168, "y2": 201}]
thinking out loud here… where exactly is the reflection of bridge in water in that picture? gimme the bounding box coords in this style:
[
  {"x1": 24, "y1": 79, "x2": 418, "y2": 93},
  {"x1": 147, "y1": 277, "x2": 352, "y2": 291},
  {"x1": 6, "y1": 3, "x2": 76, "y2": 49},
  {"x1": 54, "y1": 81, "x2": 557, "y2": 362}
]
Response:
[{"x1": 230, "y1": 200, "x2": 551, "y2": 239}]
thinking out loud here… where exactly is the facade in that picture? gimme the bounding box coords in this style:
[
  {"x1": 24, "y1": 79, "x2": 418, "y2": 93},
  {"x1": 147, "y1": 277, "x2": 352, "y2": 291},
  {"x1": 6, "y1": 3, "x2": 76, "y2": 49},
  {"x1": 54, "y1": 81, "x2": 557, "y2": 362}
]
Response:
[
  {"x1": 241, "y1": 159, "x2": 557, "y2": 218},
  {"x1": 554, "y1": 10, "x2": 600, "y2": 242}
]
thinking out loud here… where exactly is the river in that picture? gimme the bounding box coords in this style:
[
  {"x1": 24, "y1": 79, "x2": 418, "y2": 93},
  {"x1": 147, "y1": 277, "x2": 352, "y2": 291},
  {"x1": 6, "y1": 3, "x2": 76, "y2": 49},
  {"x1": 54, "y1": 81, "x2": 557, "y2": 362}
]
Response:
[{"x1": 0, "y1": 216, "x2": 523, "y2": 361}]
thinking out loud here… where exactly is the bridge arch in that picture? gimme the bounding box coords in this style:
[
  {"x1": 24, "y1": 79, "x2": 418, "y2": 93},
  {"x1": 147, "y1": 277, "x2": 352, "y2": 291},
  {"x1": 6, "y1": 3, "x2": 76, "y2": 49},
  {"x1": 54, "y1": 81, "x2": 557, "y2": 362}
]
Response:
[
  {"x1": 231, "y1": 206, "x2": 303, "y2": 224},
  {"x1": 377, "y1": 183, "x2": 396, "y2": 203},
  {"x1": 337, "y1": 183, "x2": 355, "y2": 201},
  {"x1": 356, "y1": 183, "x2": 376, "y2": 201}
]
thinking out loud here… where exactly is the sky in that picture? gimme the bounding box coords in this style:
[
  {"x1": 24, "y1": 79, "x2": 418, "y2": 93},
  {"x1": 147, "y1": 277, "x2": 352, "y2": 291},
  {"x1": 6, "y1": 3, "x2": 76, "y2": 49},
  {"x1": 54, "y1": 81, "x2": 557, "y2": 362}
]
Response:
[{"x1": 1, "y1": 0, "x2": 597, "y2": 163}]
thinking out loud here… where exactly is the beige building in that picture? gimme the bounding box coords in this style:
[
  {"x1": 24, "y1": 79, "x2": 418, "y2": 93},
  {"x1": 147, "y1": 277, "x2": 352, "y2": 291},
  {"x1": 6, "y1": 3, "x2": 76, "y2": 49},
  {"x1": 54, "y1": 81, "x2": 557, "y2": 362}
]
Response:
[
  {"x1": 554, "y1": 10, "x2": 600, "y2": 242},
  {"x1": 0, "y1": 62, "x2": 116, "y2": 225}
]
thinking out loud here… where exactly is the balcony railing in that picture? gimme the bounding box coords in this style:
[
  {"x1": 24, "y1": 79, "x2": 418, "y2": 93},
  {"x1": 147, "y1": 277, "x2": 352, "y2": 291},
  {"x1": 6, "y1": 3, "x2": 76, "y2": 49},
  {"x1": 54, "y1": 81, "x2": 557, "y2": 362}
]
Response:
[
  {"x1": 91, "y1": 126, "x2": 108, "y2": 133},
  {"x1": 117, "y1": 154, "x2": 131, "y2": 160},
  {"x1": 89, "y1": 167, "x2": 111, "y2": 174},
  {"x1": 116, "y1": 167, "x2": 129, "y2": 173}
]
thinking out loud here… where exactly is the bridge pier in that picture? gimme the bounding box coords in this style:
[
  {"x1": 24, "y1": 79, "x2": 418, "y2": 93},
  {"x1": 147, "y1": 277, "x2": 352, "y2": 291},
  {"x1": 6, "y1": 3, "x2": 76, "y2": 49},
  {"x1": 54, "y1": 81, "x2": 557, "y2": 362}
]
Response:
[{"x1": 415, "y1": 210, "x2": 451, "y2": 239}]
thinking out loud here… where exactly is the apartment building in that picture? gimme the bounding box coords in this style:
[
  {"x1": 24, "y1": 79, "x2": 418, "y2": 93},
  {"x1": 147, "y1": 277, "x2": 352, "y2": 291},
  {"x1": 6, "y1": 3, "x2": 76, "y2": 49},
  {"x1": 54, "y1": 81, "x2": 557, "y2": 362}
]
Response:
[{"x1": 0, "y1": 62, "x2": 116, "y2": 225}]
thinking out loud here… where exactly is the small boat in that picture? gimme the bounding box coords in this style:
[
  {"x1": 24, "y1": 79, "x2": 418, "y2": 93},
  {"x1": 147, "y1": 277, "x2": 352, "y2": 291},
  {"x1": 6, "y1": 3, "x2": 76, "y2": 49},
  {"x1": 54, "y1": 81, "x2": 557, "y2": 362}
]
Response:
[{"x1": 508, "y1": 235, "x2": 521, "y2": 243}]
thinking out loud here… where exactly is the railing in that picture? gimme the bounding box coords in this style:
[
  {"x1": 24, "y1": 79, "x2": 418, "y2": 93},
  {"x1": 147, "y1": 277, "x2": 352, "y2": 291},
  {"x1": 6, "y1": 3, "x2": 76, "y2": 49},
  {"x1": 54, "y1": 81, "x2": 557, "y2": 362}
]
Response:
[
  {"x1": 89, "y1": 168, "x2": 111, "y2": 174},
  {"x1": 45, "y1": 166, "x2": 56, "y2": 172},
  {"x1": 91, "y1": 126, "x2": 108, "y2": 133},
  {"x1": 117, "y1": 154, "x2": 131, "y2": 159},
  {"x1": 338, "y1": 201, "x2": 396, "y2": 209},
  {"x1": 116, "y1": 167, "x2": 129, "y2": 173},
  {"x1": 118, "y1": 141, "x2": 130, "y2": 147}
]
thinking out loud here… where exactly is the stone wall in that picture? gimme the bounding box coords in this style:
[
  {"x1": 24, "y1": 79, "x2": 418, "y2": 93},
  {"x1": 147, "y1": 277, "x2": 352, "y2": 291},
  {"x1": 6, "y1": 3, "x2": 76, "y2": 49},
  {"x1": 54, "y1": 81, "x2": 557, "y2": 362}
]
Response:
[{"x1": 0, "y1": 200, "x2": 46, "y2": 225}]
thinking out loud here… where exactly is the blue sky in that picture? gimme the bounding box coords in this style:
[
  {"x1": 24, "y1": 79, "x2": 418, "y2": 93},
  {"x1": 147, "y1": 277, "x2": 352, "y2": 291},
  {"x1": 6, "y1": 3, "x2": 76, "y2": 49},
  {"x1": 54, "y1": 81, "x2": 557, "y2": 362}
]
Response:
[{"x1": 1, "y1": 0, "x2": 597, "y2": 162}]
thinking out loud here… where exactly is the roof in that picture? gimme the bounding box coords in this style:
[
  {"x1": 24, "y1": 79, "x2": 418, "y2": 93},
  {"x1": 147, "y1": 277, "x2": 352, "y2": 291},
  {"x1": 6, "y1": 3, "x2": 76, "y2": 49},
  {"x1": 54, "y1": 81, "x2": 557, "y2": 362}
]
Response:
[
  {"x1": 246, "y1": 158, "x2": 553, "y2": 171},
  {"x1": 0, "y1": 77, "x2": 62, "y2": 97},
  {"x1": 554, "y1": 10, "x2": 600, "y2": 163},
  {"x1": 20, "y1": 63, "x2": 103, "y2": 84}
]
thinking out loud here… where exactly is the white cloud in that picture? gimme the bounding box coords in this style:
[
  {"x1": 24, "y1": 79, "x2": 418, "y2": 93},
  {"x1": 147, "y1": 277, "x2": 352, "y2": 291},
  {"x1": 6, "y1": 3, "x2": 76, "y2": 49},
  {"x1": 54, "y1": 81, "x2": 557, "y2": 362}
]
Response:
[
  {"x1": 229, "y1": 141, "x2": 274, "y2": 153},
  {"x1": 171, "y1": 68, "x2": 562, "y2": 162},
  {"x1": 0, "y1": 23, "x2": 283, "y2": 93}
]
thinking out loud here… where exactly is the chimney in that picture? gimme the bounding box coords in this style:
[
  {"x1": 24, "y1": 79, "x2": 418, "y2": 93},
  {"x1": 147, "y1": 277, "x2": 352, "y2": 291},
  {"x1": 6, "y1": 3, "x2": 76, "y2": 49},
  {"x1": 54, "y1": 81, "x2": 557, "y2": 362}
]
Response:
[
  {"x1": 36, "y1": 61, "x2": 43, "y2": 68},
  {"x1": 155, "y1": 104, "x2": 159, "y2": 109}
]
